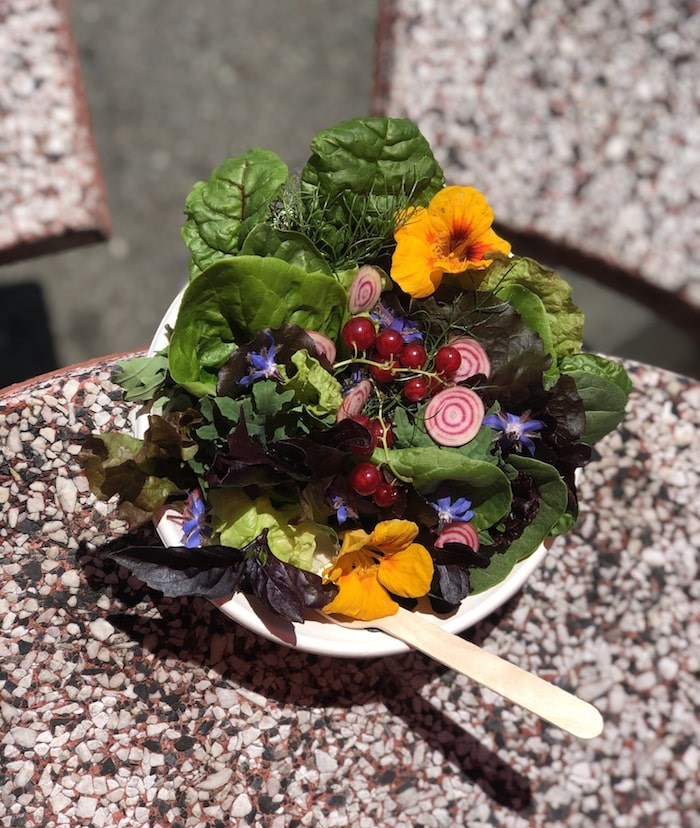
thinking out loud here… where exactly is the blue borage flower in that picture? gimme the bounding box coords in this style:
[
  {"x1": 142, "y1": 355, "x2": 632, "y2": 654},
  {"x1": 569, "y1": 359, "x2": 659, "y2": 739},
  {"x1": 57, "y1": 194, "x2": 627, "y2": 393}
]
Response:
[
  {"x1": 328, "y1": 493, "x2": 358, "y2": 526},
  {"x1": 370, "y1": 301, "x2": 423, "y2": 343},
  {"x1": 179, "y1": 489, "x2": 210, "y2": 548},
  {"x1": 430, "y1": 495, "x2": 474, "y2": 530},
  {"x1": 483, "y1": 410, "x2": 545, "y2": 455},
  {"x1": 239, "y1": 332, "x2": 281, "y2": 387}
]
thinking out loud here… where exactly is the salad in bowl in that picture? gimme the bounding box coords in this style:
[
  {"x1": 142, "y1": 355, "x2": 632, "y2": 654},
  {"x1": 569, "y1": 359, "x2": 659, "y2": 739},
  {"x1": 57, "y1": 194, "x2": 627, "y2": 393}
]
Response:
[{"x1": 82, "y1": 116, "x2": 631, "y2": 654}]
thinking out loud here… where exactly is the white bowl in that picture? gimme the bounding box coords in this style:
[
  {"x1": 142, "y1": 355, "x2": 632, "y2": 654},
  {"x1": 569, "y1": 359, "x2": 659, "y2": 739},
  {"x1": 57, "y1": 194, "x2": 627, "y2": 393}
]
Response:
[{"x1": 136, "y1": 286, "x2": 548, "y2": 658}]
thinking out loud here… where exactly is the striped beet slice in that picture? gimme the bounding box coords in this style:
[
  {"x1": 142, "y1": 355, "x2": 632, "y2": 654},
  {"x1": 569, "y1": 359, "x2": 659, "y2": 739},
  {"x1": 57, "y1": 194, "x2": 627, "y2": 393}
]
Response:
[
  {"x1": 424, "y1": 387, "x2": 484, "y2": 446},
  {"x1": 336, "y1": 379, "x2": 372, "y2": 421},
  {"x1": 448, "y1": 337, "x2": 491, "y2": 381},
  {"x1": 435, "y1": 521, "x2": 480, "y2": 551},
  {"x1": 347, "y1": 265, "x2": 382, "y2": 313}
]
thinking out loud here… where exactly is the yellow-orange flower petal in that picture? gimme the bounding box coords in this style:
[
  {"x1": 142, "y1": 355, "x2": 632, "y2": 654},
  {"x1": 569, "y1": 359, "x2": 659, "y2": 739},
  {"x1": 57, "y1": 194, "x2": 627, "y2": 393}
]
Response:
[
  {"x1": 322, "y1": 519, "x2": 434, "y2": 621},
  {"x1": 322, "y1": 566, "x2": 399, "y2": 620},
  {"x1": 377, "y1": 543, "x2": 434, "y2": 599},
  {"x1": 391, "y1": 185, "x2": 511, "y2": 298}
]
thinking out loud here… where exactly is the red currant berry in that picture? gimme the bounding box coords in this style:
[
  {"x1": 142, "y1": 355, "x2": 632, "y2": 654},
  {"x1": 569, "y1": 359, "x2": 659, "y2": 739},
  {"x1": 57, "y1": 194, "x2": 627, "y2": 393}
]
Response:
[
  {"x1": 403, "y1": 376, "x2": 430, "y2": 402},
  {"x1": 369, "y1": 358, "x2": 396, "y2": 384},
  {"x1": 341, "y1": 317, "x2": 376, "y2": 352},
  {"x1": 399, "y1": 343, "x2": 428, "y2": 369},
  {"x1": 375, "y1": 328, "x2": 404, "y2": 357},
  {"x1": 348, "y1": 462, "x2": 382, "y2": 496},
  {"x1": 434, "y1": 346, "x2": 462, "y2": 376},
  {"x1": 372, "y1": 482, "x2": 399, "y2": 508},
  {"x1": 369, "y1": 419, "x2": 395, "y2": 448}
]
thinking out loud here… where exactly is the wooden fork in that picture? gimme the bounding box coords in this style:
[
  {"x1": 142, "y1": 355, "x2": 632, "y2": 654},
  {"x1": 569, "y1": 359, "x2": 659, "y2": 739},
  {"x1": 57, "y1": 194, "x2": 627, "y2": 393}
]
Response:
[{"x1": 320, "y1": 607, "x2": 603, "y2": 739}]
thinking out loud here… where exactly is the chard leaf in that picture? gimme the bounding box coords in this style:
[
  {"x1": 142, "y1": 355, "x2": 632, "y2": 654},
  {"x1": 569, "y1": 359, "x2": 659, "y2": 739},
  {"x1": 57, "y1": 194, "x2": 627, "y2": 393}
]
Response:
[
  {"x1": 481, "y1": 257, "x2": 584, "y2": 359},
  {"x1": 240, "y1": 223, "x2": 332, "y2": 275},
  {"x1": 181, "y1": 149, "x2": 288, "y2": 278},
  {"x1": 379, "y1": 447, "x2": 512, "y2": 532},
  {"x1": 559, "y1": 353, "x2": 631, "y2": 443},
  {"x1": 300, "y1": 116, "x2": 444, "y2": 231},
  {"x1": 469, "y1": 456, "x2": 568, "y2": 594},
  {"x1": 168, "y1": 256, "x2": 347, "y2": 396}
]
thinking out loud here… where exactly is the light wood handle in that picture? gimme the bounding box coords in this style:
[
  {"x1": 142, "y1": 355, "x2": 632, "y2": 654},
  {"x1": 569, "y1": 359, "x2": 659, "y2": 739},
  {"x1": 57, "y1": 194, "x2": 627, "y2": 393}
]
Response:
[{"x1": 378, "y1": 608, "x2": 603, "y2": 739}]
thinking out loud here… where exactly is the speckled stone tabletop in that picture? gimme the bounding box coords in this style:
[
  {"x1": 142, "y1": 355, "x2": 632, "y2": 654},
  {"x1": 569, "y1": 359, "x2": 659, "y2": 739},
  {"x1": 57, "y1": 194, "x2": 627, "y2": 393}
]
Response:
[
  {"x1": 1, "y1": 355, "x2": 698, "y2": 827},
  {"x1": 373, "y1": 0, "x2": 700, "y2": 326},
  {"x1": 0, "y1": 0, "x2": 109, "y2": 263}
]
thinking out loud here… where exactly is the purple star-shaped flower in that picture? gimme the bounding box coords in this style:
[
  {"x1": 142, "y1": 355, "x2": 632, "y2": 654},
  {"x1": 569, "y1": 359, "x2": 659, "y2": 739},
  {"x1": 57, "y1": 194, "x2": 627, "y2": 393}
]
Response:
[
  {"x1": 370, "y1": 302, "x2": 423, "y2": 343},
  {"x1": 430, "y1": 495, "x2": 474, "y2": 529},
  {"x1": 329, "y1": 493, "x2": 358, "y2": 526},
  {"x1": 179, "y1": 489, "x2": 210, "y2": 548},
  {"x1": 239, "y1": 332, "x2": 281, "y2": 387},
  {"x1": 483, "y1": 410, "x2": 545, "y2": 455}
]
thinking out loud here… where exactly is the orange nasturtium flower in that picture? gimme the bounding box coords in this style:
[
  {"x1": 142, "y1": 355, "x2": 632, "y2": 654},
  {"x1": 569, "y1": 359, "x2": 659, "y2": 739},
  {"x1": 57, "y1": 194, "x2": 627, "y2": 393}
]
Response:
[
  {"x1": 323, "y1": 519, "x2": 434, "y2": 621},
  {"x1": 391, "y1": 185, "x2": 511, "y2": 298}
]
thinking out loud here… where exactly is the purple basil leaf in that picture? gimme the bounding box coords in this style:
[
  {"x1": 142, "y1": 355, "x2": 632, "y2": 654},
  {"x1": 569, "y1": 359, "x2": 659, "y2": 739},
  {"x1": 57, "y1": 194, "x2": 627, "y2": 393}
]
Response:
[
  {"x1": 268, "y1": 418, "x2": 371, "y2": 480},
  {"x1": 108, "y1": 545, "x2": 246, "y2": 599},
  {"x1": 428, "y1": 563, "x2": 472, "y2": 610},
  {"x1": 207, "y1": 417, "x2": 285, "y2": 486},
  {"x1": 243, "y1": 538, "x2": 338, "y2": 624}
]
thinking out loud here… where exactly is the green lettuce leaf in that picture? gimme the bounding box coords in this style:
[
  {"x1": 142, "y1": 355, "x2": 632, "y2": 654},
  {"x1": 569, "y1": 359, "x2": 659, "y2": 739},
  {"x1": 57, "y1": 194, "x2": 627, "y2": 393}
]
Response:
[
  {"x1": 208, "y1": 488, "x2": 322, "y2": 571},
  {"x1": 285, "y1": 350, "x2": 343, "y2": 417},
  {"x1": 481, "y1": 257, "x2": 584, "y2": 359},
  {"x1": 168, "y1": 256, "x2": 347, "y2": 396},
  {"x1": 378, "y1": 446, "x2": 512, "y2": 532},
  {"x1": 559, "y1": 353, "x2": 632, "y2": 443},
  {"x1": 469, "y1": 455, "x2": 569, "y2": 594},
  {"x1": 181, "y1": 149, "x2": 288, "y2": 279}
]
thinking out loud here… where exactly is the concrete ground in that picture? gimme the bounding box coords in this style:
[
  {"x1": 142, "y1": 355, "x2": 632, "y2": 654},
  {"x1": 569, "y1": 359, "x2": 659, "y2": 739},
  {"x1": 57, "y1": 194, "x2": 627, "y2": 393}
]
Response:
[{"x1": 1, "y1": 0, "x2": 698, "y2": 386}]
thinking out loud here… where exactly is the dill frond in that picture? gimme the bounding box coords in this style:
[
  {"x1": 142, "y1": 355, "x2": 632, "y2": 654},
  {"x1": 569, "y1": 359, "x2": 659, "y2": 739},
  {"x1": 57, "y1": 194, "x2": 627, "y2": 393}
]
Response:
[{"x1": 269, "y1": 176, "x2": 419, "y2": 273}]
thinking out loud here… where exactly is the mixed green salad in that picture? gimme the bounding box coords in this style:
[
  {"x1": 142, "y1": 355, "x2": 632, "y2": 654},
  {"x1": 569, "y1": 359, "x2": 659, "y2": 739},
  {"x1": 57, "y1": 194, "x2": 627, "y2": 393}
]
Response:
[{"x1": 82, "y1": 117, "x2": 631, "y2": 624}]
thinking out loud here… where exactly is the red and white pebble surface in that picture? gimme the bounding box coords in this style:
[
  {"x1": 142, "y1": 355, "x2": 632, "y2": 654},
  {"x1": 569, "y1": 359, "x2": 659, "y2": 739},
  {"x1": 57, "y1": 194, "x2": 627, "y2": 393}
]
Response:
[
  {"x1": 1, "y1": 355, "x2": 698, "y2": 825},
  {"x1": 0, "y1": 0, "x2": 109, "y2": 263},
  {"x1": 374, "y1": 0, "x2": 700, "y2": 314}
]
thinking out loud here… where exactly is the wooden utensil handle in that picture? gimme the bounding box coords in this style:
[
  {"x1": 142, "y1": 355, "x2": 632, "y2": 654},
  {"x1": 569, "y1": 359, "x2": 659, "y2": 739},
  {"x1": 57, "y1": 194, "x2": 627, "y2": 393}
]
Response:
[{"x1": 379, "y1": 608, "x2": 603, "y2": 739}]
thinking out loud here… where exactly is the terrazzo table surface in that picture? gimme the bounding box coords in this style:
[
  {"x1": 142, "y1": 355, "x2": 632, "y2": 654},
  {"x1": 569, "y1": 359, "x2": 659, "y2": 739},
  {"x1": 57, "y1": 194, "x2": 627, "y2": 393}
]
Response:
[
  {"x1": 1, "y1": 355, "x2": 698, "y2": 827},
  {"x1": 0, "y1": 0, "x2": 109, "y2": 263},
  {"x1": 373, "y1": 0, "x2": 700, "y2": 328}
]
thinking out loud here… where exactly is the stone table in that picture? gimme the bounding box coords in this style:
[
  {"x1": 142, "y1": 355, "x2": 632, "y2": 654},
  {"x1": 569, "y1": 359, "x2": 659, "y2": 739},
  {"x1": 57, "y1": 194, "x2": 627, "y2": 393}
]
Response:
[
  {"x1": 0, "y1": 355, "x2": 698, "y2": 826},
  {"x1": 373, "y1": 0, "x2": 700, "y2": 333}
]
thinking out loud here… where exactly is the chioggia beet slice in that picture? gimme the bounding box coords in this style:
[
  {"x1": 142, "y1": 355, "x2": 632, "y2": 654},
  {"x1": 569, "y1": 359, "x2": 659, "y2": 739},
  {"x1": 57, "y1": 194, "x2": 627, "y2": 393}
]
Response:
[
  {"x1": 424, "y1": 387, "x2": 485, "y2": 447},
  {"x1": 448, "y1": 337, "x2": 491, "y2": 382},
  {"x1": 435, "y1": 521, "x2": 480, "y2": 552}
]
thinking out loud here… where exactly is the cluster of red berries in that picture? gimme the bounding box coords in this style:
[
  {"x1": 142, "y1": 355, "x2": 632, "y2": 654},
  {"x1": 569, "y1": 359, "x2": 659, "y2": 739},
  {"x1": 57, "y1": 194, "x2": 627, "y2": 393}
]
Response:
[
  {"x1": 340, "y1": 315, "x2": 462, "y2": 402},
  {"x1": 348, "y1": 461, "x2": 399, "y2": 507}
]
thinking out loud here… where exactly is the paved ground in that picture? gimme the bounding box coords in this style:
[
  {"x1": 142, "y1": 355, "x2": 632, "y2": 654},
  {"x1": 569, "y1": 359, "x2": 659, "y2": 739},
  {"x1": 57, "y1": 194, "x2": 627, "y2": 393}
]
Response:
[{"x1": 1, "y1": 0, "x2": 698, "y2": 385}]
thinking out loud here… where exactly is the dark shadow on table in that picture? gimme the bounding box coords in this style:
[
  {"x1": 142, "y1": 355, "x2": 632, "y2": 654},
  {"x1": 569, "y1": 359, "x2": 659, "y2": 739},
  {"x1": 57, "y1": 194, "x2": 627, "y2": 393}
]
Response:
[
  {"x1": 0, "y1": 281, "x2": 58, "y2": 387},
  {"x1": 78, "y1": 532, "x2": 534, "y2": 815}
]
